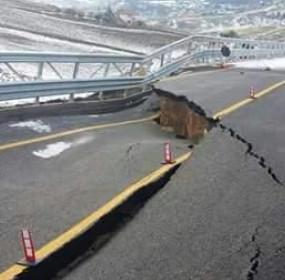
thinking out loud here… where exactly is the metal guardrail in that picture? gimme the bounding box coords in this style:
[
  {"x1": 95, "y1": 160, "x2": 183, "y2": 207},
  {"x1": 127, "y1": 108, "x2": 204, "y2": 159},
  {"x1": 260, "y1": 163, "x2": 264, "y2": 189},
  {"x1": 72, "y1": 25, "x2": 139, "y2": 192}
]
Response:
[
  {"x1": 0, "y1": 35, "x2": 284, "y2": 102},
  {"x1": 0, "y1": 78, "x2": 144, "y2": 101},
  {"x1": 0, "y1": 53, "x2": 144, "y2": 63}
]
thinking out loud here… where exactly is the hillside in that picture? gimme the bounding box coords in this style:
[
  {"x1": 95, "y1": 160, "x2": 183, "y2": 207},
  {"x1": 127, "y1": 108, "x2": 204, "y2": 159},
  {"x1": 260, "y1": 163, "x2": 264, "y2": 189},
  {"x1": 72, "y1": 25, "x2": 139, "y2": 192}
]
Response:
[{"x1": 0, "y1": 0, "x2": 183, "y2": 54}]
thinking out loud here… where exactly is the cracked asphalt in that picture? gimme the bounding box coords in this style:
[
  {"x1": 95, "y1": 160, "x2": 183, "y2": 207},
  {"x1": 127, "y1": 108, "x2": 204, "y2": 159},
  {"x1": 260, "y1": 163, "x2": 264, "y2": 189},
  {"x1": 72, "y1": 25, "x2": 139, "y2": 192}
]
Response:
[
  {"x1": 222, "y1": 87, "x2": 285, "y2": 184},
  {"x1": 158, "y1": 69, "x2": 285, "y2": 115},
  {"x1": 0, "y1": 106, "x2": 189, "y2": 271},
  {"x1": 64, "y1": 69, "x2": 285, "y2": 280},
  {"x1": 65, "y1": 129, "x2": 285, "y2": 280},
  {"x1": 1, "y1": 69, "x2": 285, "y2": 279}
]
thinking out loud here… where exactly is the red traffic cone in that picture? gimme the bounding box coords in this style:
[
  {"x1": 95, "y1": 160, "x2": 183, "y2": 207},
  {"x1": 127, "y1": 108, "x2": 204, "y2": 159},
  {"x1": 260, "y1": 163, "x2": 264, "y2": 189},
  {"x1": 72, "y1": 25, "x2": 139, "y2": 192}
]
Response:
[
  {"x1": 162, "y1": 143, "x2": 175, "y2": 164},
  {"x1": 250, "y1": 86, "x2": 257, "y2": 99}
]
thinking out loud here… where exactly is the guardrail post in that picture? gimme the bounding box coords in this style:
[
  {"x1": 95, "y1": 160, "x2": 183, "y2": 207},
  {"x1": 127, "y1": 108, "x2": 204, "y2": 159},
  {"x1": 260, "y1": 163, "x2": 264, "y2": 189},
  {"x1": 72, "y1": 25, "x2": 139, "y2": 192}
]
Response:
[
  {"x1": 69, "y1": 93, "x2": 75, "y2": 102},
  {"x1": 37, "y1": 62, "x2": 44, "y2": 80},
  {"x1": 160, "y1": 54, "x2": 165, "y2": 67},
  {"x1": 130, "y1": 63, "x2": 136, "y2": 76},
  {"x1": 99, "y1": 91, "x2": 104, "y2": 100},
  {"x1": 123, "y1": 89, "x2": 128, "y2": 98},
  {"x1": 35, "y1": 96, "x2": 40, "y2": 105},
  {"x1": 72, "y1": 62, "x2": 80, "y2": 79}
]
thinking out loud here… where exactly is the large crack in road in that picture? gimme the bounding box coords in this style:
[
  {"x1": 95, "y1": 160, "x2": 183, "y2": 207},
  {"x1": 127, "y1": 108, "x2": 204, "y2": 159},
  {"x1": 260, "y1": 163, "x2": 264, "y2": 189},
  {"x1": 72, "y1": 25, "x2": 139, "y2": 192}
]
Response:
[
  {"x1": 244, "y1": 224, "x2": 264, "y2": 280},
  {"x1": 153, "y1": 86, "x2": 284, "y2": 186},
  {"x1": 43, "y1": 84, "x2": 285, "y2": 280},
  {"x1": 217, "y1": 123, "x2": 283, "y2": 186},
  {"x1": 3, "y1": 83, "x2": 284, "y2": 280},
  {"x1": 152, "y1": 86, "x2": 285, "y2": 280}
]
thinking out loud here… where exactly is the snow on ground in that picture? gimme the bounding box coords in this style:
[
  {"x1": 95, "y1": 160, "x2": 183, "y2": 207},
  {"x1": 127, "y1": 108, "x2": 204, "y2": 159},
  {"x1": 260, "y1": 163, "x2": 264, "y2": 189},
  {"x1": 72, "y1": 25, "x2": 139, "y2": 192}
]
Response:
[
  {"x1": 0, "y1": 92, "x2": 97, "y2": 108},
  {"x1": 9, "y1": 120, "x2": 51, "y2": 133},
  {"x1": 0, "y1": 26, "x2": 116, "y2": 53},
  {"x1": 32, "y1": 134, "x2": 94, "y2": 159},
  {"x1": 0, "y1": 98, "x2": 35, "y2": 108},
  {"x1": 30, "y1": 0, "x2": 110, "y2": 9},
  {"x1": 234, "y1": 57, "x2": 285, "y2": 70}
]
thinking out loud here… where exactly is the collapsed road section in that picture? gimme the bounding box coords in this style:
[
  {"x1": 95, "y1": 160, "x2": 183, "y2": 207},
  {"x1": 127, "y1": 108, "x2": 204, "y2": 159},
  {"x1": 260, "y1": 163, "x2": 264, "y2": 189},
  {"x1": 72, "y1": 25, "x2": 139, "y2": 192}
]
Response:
[
  {"x1": 1, "y1": 69, "x2": 285, "y2": 280},
  {"x1": 154, "y1": 86, "x2": 283, "y2": 185},
  {"x1": 61, "y1": 78, "x2": 285, "y2": 280}
]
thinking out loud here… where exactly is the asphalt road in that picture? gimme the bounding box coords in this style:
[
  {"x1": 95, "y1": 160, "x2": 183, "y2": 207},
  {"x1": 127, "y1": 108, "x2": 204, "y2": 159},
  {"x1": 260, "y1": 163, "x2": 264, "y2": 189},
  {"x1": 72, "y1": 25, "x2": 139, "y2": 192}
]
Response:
[
  {"x1": 222, "y1": 87, "x2": 285, "y2": 183},
  {"x1": 0, "y1": 105, "x2": 156, "y2": 144},
  {"x1": 158, "y1": 69, "x2": 285, "y2": 115},
  {"x1": 64, "y1": 69, "x2": 285, "y2": 280},
  {"x1": 1, "y1": 68, "x2": 284, "y2": 279},
  {"x1": 0, "y1": 109, "x2": 189, "y2": 271}
]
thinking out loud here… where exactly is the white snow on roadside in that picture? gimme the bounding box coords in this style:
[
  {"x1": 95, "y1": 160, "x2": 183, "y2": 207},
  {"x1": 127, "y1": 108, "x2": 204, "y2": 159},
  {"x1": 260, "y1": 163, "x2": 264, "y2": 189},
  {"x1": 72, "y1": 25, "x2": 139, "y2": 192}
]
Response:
[
  {"x1": 39, "y1": 95, "x2": 70, "y2": 103},
  {"x1": 32, "y1": 135, "x2": 94, "y2": 159},
  {"x1": 0, "y1": 93, "x2": 96, "y2": 108},
  {"x1": 234, "y1": 57, "x2": 285, "y2": 70},
  {"x1": 33, "y1": 142, "x2": 72, "y2": 159},
  {"x1": 9, "y1": 120, "x2": 51, "y2": 133},
  {"x1": 0, "y1": 98, "x2": 35, "y2": 108}
]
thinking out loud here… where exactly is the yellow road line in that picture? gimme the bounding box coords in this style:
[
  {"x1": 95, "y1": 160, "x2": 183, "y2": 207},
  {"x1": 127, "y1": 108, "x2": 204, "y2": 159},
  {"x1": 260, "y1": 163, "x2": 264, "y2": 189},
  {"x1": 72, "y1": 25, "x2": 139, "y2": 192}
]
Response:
[
  {"x1": 213, "y1": 80, "x2": 285, "y2": 119},
  {"x1": 0, "y1": 114, "x2": 159, "y2": 153},
  {"x1": 0, "y1": 151, "x2": 191, "y2": 280}
]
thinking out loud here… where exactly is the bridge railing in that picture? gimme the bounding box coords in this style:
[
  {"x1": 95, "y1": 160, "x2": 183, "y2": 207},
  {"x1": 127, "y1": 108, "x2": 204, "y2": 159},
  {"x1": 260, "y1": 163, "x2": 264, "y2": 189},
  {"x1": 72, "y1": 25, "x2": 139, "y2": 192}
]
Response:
[{"x1": 0, "y1": 35, "x2": 284, "y2": 103}]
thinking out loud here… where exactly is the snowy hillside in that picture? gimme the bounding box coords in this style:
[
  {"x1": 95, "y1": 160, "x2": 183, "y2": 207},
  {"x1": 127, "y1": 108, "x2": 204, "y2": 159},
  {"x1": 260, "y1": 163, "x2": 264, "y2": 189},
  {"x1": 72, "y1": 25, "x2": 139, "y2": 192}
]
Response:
[
  {"x1": 30, "y1": 0, "x2": 110, "y2": 9},
  {"x1": 0, "y1": 0, "x2": 182, "y2": 54}
]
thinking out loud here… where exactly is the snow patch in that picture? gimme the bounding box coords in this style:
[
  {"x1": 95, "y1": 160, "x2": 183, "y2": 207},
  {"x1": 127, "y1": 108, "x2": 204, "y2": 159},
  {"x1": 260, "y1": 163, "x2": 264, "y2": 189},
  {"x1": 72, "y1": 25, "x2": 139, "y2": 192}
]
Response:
[
  {"x1": 33, "y1": 142, "x2": 72, "y2": 159},
  {"x1": 9, "y1": 120, "x2": 51, "y2": 133},
  {"x1": 234, "y1": 57, "x2": 285, "y2": 70},
  {"x1": 0, "y1": 99, "x2": 35, "y2": 108},
  {"x1": 0, "y1": 93, "x2": 96, "y2": 108},
  {"x1": 30, "y1": 0, "x2": 110, "y2": 9},
  {"x1": 39, "y1": 95, "x2": 70, "y2": 103}
]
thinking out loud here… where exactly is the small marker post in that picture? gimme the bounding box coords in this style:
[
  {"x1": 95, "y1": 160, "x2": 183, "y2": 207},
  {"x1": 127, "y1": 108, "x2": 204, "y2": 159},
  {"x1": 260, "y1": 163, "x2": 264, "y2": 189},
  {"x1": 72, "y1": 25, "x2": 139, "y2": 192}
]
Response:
[
  {"x1": 250, "y1": 86, "x2": 257, "y2": 99},
  {"x1": 162, "y1": 142, "x2": 175, "y2": 164},
  {"x1": 20, "y1": 229, "x2": 36, "y2": 265}
]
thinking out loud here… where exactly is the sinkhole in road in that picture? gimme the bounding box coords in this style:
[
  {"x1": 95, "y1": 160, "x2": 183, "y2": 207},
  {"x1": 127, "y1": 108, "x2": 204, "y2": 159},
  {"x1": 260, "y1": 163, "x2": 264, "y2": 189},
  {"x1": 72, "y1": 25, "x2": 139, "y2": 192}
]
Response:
[{"x1": 153, "y1": 86, "x2": 283, "y2": 186}]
